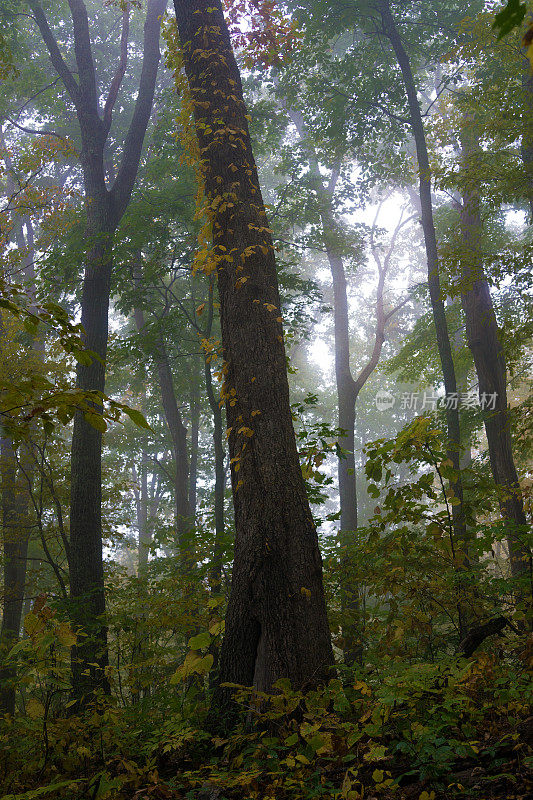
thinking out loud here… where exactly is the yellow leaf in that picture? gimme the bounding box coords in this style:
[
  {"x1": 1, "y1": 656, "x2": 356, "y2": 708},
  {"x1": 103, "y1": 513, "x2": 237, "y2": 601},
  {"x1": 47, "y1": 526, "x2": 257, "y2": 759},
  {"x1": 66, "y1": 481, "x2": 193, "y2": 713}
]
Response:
[
  {"x1": 527, "y1": 41, "x2": 533, "y2": 71},
  {"x1": 57, "y1": 622, "x2": 77, "y2": 648},
  {"x1": 27, "y1": 698, "x2": 45, "y2": 719}
]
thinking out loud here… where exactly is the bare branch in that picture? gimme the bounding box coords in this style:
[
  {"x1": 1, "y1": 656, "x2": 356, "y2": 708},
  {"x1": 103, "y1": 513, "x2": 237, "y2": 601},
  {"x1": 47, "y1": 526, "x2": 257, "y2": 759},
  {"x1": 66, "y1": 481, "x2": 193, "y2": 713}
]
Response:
[{"x1": 5, "y1": 117, "x2": 75, "y2": 148}]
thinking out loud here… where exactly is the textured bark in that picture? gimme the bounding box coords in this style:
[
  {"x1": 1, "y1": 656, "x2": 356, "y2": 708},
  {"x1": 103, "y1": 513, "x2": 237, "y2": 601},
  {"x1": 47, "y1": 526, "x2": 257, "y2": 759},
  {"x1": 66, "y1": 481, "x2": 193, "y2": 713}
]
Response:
[
  {"x1": 172, "y1": 0, "x2": 334, "y2": 728},
  {"x1": 29, "y1": 0, "x2": 167, "y2": 700},
  {"x1": 459, "y1": 121, "x2": 531, "y2": 587},
  {"x1": 378, "y1": 0, "x2": 468, "y2": 637}
]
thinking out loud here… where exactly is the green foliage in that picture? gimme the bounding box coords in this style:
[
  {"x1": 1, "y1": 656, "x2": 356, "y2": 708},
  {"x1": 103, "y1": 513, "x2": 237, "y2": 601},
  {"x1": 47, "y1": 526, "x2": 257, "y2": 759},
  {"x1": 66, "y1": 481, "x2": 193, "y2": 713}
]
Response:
[{"x1": 493, "y1": 0, "x2": 527, "y2": 38}]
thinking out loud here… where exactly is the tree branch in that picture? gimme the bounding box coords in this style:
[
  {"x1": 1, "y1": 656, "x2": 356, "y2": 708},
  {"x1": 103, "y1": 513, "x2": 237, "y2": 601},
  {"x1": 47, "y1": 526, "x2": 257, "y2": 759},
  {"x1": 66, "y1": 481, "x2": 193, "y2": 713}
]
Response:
[
  {"x1": 26, "y1": 0, "x2": 80, "y2": 103},
  {"x1": 112, "y1": 0, "x2": 167, "y2": 218},
  {"x1": 66, "y1": 0, "x2": 99, "y2": 113},
  {"x1": 5, "y1": 117, "x2": 75, "y2": 147},
  {"x1": 103, "y1": 6, "x2": 130, "y2": 128}
]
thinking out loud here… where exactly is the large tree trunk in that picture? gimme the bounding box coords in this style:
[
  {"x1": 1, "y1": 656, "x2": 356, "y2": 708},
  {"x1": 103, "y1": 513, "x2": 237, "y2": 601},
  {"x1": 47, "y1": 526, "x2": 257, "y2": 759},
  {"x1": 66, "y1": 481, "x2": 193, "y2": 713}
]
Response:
[
  {"x1": 459, "y1": 120, "x2": 532, "y2": 589},
  {"x1": 28, "y1": 0, "x2": 166, "y2": 700},
  {"x1": 378, "y1": 0, "x2": 468, "y2": 638},
  {"x1": 172, "y1": 0, "x2": 334, "y2": 728}
]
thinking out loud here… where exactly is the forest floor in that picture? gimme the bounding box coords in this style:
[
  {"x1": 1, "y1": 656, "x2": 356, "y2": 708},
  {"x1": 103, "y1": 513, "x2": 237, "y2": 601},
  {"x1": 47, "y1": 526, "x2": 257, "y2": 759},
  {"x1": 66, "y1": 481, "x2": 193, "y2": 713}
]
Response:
[{"x1": 1, "y1": 649, "x2": 532, "y2": 800}]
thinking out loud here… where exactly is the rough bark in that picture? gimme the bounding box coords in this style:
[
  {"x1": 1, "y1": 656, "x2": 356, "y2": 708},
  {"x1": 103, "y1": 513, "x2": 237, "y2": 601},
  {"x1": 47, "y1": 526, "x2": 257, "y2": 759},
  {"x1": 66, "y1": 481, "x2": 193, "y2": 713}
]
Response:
[
  {"x1": 172, "y1": 0, "x2": 334, "y2": 728},
  {"x1": 459, "y1": 119, "x2": 531, "y2": 587},
  {"x1": 378, "y1": 0, "x2": 468, "y2": 636},
  {"x1": 28, "y1": 0, "x2": 167, "y2": 700}
]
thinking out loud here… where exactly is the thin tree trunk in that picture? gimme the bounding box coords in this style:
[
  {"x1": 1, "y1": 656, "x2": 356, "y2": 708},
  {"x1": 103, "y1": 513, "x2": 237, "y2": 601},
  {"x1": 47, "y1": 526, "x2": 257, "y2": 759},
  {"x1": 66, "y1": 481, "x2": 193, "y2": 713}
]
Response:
[
  {"x1": 378, "y1": 0, "x2": 468, "y2": 638},
  {"x1": 521, "y1": 26, "x2": 533, "y2": 222},
  {"x1": 172, "y1": 0, "x2": 334, "y2": 729},
  {"x1": 202, "y1": 280, "x2": 226, "y2": 592},
  {"x1": 189, "y1": 374, "x2": 200, "y2": 520},
  {"x1": 135, "y1": 450, "x2": 151, "y2": 578},
  {"x1": 459, "y1": 118, "x2": 532, "y2": 588},
  {"x1": 0, "y1": 198, "x2": 40, "y2": 715},
  {"x1": 0, "y1": 436, "x2": 31, "y2": 715},
  {"x1": 132, "y1": 264, "x2": 193, "y2": 564},
  {"x1": 205, "y1": 352, "x2": 226, "y2": 593},
  {"x1": 131, "y1": 450, "x2": 152, "y2": 703},
  {"x1": 154, "y1": 338, "x2": 194, "y2": 562}
]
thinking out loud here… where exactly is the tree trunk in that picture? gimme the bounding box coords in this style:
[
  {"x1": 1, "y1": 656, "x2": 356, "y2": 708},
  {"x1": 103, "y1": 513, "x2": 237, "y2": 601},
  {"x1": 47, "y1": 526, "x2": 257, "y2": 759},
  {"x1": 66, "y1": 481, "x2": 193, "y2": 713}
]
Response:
[
  {"x1": 0, "y1": 205, "x2": 40, "y2": 715},
  {"x1": 286, "y1": 107, "x2": 362, "y2": 663},
  {"x1": 0, "y1": 436, "x2": 31, "y2": 715},
  {"x1": 459, "y1": 119, "x2": 532, "y2": 588},
  {"x1": 172, "y1": 0, "x2": 334, "y2": 728},
  {"x1": 28, "y1": 0, "x2": 166, "y2": 701},
  {"x1": 135, "y1": 449, "x2": 151, "y2": 579},
  {"x1": 378, "y1": 0, "x2": 468, "y2": 637},
  {"x1": 521, "y1": 37, "x2": 533, "y2": 222},
  {"x1": 189, "y1": 373, "x2": 200, "y2": 520},
  {"x1": 153, "y1": 338, "x2": 193, "y2": 562},
  {"x1": 132, "y1": 267, "x2": 193, "y2": 565},
  {"x1": 205, "y1": 353, "x2": 226, "y2": 592},
  {"x1": 69, "y1": 199, "x2": 114, "y2": 699}
]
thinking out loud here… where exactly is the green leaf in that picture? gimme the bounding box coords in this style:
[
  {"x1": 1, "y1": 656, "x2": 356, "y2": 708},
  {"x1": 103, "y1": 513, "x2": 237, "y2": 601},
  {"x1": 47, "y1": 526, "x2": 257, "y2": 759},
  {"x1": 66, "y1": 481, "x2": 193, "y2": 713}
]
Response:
[
  {"x1": 493, "y1": 0, "x2": 526, "y2": 38},
  {"x1": 84, "y1": 412, "x2": 107, "y2": 433},
  {"x1": 122, "y1": 406, "x2": 152, "y2": 431},
  {"x1": 188, "y1": 631, "x2": 211, "y2": 650}
]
